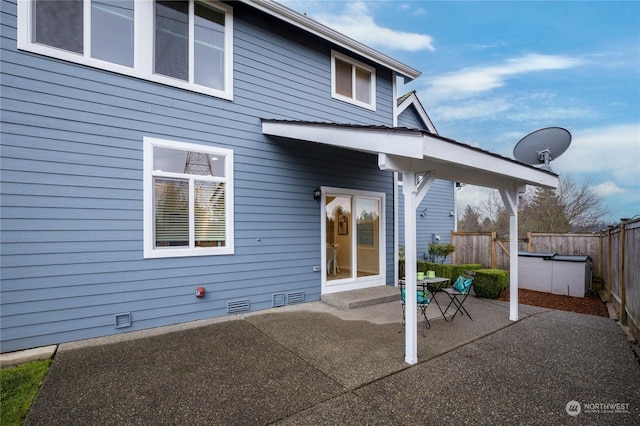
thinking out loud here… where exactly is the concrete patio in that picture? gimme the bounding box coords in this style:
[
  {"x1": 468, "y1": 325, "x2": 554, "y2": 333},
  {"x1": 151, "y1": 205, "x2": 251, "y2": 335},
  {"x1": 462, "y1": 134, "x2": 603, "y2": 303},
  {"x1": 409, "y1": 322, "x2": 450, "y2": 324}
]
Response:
[{"x1": 22, "y1": 289, "x2": 640, "y2": 425}]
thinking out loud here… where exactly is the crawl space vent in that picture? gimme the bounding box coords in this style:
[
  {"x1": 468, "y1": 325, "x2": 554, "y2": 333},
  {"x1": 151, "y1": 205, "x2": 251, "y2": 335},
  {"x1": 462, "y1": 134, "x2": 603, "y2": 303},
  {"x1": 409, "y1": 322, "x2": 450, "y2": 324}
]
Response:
[
  {"x1": 287, "y1": 291, "x2": 305, "y2": 304},
  {"x1": 115, "y1": 312, "x2": 132, "y2": 328},
  {"x1": 227, "y1": 299, "x2": 250, "y2": 314},
  {"x1": 272, "y1": 293, "x2": 285, "y2": 307}
]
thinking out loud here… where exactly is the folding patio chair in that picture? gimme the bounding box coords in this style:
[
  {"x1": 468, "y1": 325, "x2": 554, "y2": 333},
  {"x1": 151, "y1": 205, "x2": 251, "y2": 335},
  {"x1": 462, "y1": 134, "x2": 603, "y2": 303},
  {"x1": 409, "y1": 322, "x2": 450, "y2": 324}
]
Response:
[
  {"x1": 398, "y1": 280, "x2": 432, "y2": 336},
  {"x1": 442, "y1": 270, "x2": 476, "y2": 321}
]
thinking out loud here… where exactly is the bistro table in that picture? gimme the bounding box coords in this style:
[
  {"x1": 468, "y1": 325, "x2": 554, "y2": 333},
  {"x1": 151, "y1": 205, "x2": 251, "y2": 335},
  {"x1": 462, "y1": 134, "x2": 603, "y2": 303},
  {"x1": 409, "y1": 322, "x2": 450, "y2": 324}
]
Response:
[{"x1": 399, "y1": 277, "x2": 451, "y2": 321}]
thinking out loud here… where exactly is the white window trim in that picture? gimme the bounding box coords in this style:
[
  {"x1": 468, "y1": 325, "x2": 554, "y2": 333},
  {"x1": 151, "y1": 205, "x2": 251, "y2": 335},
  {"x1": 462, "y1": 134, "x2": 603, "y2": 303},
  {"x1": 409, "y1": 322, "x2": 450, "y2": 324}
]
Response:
[
  {"x1": 17, "y1": 0, "x2": 234, "y2": 101},
  {"x1": 330, "y1": 50, "x2": 376, "y2": 111},
  {"x1": 321, "y1": 186, "x2": 386, "y2": 294},
  {"x1": 143, "y1": 137, "x2": 234, "y2": 258}
]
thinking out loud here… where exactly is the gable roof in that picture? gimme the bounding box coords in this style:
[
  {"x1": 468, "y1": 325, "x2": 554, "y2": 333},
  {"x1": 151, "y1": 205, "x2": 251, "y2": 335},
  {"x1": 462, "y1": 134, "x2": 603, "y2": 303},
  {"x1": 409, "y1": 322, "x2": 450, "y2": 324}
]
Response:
[
  {"x1": 397, "y1": 91, "x2": 438, "y2": 135},
  {"x1": 240, "y1": 0, "x2": 421, "y2": 82}
]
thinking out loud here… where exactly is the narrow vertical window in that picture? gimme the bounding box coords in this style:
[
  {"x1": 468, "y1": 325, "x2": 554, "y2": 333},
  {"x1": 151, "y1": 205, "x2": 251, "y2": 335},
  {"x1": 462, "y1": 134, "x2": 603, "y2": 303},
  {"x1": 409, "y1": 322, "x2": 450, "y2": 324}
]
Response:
[
  {"x1": 355, "y1": 67, "x2": 371, "y2": 104},
  {"x1": 334, "y1": 58, "x2": 352, "y2": 98},
  {"x1": 154, "y1": 0, "x2": 189, "y2": 81},
  {"x1": 91, "y1": 0, "x2": 134, "y2": 67},
  {"x1": 194, "y1": 2, "x2": 225, "y2": 90},
  {"x1": 155, "y1": 178, "x2": 189, "y2": 247},
  {"x1": 34, "y1": 0, "x2": 83, "y2": 53}
]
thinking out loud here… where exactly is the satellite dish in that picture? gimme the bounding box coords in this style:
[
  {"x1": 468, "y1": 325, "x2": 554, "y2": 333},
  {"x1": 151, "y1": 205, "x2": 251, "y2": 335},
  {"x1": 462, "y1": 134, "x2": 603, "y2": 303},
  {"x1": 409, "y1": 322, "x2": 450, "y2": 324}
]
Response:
[{"x1": 513, "y1": 127, "x2": 571, "y2": 172}]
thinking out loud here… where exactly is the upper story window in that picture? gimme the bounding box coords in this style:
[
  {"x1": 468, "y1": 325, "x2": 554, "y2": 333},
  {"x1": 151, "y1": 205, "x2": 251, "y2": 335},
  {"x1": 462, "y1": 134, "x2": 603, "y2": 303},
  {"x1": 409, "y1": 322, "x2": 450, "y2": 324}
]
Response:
[
  {"x1": 143, "y1": 137, "x2": 234, "y2": 258},
  {"x1": 331, "y1": 50, "x2": 376, "y2": 111},
  {"x1": 18, "y1": 0, "x2": 233, "y2": 100}
]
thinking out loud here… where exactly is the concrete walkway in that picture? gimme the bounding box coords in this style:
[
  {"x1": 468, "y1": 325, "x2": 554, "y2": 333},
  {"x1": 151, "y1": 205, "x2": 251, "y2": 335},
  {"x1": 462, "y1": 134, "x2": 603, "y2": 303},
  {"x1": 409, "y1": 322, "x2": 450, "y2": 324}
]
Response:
[{"x1": 24, "y1": 294, "x2": 640, "y2": 425}]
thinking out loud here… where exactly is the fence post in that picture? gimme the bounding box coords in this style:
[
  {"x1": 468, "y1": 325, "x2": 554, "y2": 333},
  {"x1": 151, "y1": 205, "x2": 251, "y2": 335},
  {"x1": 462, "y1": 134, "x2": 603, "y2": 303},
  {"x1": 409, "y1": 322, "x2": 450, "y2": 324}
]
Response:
[
  {"x1": 527, "y1": 231, "x2": 532, "y2": 252},
  {"x1": 620, "y1": 219, "x2": 627, "y2": 323},
  {"x1": 605, "y1": 226, "x2": 613, "y2": 302},
  {"x1": 451, "y1": 232, "x2": 457, "y2": 264},
  {"x1": 491, "y1": 231, "x2": 496, "y2": 269}
]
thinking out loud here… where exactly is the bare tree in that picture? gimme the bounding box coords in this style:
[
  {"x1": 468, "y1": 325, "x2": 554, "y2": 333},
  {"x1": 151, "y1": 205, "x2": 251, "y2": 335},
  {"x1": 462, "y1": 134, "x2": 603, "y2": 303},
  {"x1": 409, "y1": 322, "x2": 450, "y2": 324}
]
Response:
[
  {"x1": 557, "y1": 176, "x2": 610, "y2": 231},
  {"x1": 458, "y1": 175, "x2": 610, "y2": 235},
  {"x1": 457, "y1": 205, "x2": 483, "y2": 232}
]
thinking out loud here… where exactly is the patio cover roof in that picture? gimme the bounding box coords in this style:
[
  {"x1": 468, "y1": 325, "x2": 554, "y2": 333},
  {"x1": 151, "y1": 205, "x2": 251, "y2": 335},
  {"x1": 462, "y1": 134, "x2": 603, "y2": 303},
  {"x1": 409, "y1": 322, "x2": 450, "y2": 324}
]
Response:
[
  {"x1": 261, "y1": 120, "x2": 558, "y2": 191},
  {"x1": 262, "y1": 119, "x2": 559, "y2": 365}
]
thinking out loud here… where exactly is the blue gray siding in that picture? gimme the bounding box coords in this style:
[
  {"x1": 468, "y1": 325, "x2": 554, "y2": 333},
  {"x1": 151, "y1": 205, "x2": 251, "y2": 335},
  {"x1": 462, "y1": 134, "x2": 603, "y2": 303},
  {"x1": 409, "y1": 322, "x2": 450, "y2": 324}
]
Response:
[
  {"x1": 397, "y1": 104, "x2": 427, "y2": 130},
  {"x1": 0, "y1": 1, "x2": 397, "y2": 352},
  {"x1": 398, "y1": 181, "x2": 455, "y2": 261}
]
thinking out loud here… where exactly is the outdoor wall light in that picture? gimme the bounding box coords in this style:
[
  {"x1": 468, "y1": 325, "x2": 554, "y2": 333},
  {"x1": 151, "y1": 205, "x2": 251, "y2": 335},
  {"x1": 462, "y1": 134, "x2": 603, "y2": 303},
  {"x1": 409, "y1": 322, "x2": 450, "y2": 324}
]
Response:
[{"x1": 313, "y1": 188, "x2": 321, "y2": 201}]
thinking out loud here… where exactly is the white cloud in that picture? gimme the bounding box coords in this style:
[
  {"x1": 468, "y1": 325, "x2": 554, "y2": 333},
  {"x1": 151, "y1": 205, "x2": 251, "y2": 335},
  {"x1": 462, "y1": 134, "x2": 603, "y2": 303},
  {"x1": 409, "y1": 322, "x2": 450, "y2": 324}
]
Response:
[
  {"x1": 418, "y1": 54, "x2": 587, "y2": 123},
  {"x1": 456, "y1": 185, "x2": 494, "y2": 217},
  {"x1": 313, "y1": 1, "x2": 435, "y2": 52},
  {"x1": 552, "y1": 123, "x2": 640, "y2": 183},
  {"x1": 434, "y1": 98, "x2": 512, "y2": 121},
  {"x1": 424, "y1": 53, "x2": 583, "y2": 100},
  {"x1": 590, "y1": 181, "x2": 627, "y2": 197},
  {"x1": 506, "y1": 106, "x2": 594, "y2": 123}
]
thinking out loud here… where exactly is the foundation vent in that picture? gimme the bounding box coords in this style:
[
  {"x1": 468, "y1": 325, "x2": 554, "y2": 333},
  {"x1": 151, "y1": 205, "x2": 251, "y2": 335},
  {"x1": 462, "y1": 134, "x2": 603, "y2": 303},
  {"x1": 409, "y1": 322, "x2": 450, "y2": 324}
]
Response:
[
  {"x1": 287, "y1": 291, "x2": 305, "y2": 305},
  {"x1": 227, "y1": 299, "x2": 250, "y2": 314},
  {"x1": 272, "y1": 293, "x2": 285, "y2": 307},
  {"x1": 115, "y1": 312, "x2": 132, "y2": 329}
]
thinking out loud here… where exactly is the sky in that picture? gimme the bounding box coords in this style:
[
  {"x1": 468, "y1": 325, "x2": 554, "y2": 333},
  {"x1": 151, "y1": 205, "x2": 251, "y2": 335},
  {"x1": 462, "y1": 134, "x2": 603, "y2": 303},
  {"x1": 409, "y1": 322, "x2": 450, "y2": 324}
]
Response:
[{"x1": 280, "y1": 0, "x2": 640, "y2": 224}]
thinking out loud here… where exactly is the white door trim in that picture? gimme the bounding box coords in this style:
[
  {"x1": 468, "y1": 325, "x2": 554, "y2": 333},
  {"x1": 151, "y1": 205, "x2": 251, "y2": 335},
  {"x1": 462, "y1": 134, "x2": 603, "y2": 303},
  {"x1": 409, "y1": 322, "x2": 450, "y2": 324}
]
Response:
[{"x1": 320, "y1": 186, "x2": 386, "y2": 295}]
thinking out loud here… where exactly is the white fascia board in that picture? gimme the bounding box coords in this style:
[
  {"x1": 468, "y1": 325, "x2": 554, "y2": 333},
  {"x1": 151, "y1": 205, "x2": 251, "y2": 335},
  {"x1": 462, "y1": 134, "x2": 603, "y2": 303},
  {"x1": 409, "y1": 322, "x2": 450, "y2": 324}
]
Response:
[
  {"x1": 262, "y1": 121, "x2": 424, "y2": 159},
  {"x1": 242, "y1": 0, "x2": 421, "y2": 81},
  {"x1": 421, "y1": 134, "x2": 559, "y2": 189},
  {"x1": 420, "y1": 158, "x2": 552, "y2": 191},
  {"x1": 379, "y1": 152, "x2": 557, "y2": 190},
  {"x1": 397, "y1": 93, "x2": 438, "y2": 135}
]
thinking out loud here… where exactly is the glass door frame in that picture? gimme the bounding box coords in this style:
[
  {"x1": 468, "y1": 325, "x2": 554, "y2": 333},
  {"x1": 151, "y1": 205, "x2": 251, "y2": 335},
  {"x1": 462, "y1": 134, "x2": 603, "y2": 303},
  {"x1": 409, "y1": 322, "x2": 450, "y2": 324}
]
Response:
[{"x1": 320, "y1": 186, "x2": 386, "y2": 295}]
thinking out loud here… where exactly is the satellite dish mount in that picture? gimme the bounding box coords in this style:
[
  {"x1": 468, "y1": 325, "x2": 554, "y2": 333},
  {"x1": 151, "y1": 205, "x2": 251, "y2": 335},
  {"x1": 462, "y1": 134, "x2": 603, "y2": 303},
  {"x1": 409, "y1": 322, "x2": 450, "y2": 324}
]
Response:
[{"x1": 513, "y1": 127, "x2": 571, "y2": 172}]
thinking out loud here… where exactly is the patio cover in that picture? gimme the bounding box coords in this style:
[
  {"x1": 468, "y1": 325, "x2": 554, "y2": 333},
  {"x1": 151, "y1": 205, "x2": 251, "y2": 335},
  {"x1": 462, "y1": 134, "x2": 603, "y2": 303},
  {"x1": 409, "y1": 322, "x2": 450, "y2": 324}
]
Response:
[{"x1": 262, "y1": 120, "x2": 559, "y2": 364}]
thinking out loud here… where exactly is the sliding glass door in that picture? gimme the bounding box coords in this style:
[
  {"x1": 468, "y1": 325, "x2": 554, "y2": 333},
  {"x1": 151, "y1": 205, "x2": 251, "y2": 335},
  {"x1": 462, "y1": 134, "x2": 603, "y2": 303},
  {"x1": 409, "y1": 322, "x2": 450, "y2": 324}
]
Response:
[{"x1": 323, "y1": 188, "x2": 385, "y2": 292}]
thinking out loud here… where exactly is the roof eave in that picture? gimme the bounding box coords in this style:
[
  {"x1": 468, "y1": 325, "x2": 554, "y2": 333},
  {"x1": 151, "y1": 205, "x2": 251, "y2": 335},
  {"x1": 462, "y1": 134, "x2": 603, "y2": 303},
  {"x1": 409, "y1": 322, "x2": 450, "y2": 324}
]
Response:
[
  {"x1": 239, "y1": 0, "x2": 422, "y2": 81},
  {"x1": 262, "y1": 120, "x2": 559, "y2": 191}
]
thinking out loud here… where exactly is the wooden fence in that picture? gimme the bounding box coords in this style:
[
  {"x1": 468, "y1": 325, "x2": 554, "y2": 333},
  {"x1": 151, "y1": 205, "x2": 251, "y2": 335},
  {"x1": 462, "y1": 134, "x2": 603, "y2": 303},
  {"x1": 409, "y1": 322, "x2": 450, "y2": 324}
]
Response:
[
  {"x1": 451, "y1": 219, "x2": 640, "y2": 341},
  {"x1": 451, "y1": 232, "x2": 601, "y2": 275},
  {"x1": 601, "y1": 219, "x2": 640, "y2": 342}
]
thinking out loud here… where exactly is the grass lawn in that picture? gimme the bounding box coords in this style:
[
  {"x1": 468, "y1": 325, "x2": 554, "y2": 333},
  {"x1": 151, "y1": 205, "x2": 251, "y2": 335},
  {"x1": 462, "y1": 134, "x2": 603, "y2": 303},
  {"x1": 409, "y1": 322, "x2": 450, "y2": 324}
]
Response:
[{"x1": 1, "y1": 360, "x2": 51, "y2": 426}]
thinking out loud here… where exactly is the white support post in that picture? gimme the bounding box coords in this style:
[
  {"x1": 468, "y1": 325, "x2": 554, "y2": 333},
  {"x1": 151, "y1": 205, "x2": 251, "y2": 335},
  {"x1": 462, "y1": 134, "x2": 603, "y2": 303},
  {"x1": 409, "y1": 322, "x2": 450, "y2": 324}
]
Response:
[
  {"x1": 500, "y1": 189, "x2": 519, "y2": 321},
  {"x1": 402, "y1": 172, "x2": 418, "y2": 364}
]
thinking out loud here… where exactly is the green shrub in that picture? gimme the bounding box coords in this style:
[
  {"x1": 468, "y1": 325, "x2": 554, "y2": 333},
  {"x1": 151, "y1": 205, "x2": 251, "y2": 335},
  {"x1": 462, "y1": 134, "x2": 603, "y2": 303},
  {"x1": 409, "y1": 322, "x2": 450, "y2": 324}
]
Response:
[
  {"x1": 473, "y1": 269, "x2": 509, "y2": 299},
  {"x1": 415, "y1": 261, "x2": 483, "y2": 279},
  {"x1": 399, "y1": 260, "x2": 483, "y2": 290}
]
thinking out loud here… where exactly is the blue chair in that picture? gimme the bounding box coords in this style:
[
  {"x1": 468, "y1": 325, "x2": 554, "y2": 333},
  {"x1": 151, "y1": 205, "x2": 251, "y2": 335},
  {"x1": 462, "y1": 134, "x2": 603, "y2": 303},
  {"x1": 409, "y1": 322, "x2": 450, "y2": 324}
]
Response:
[
  {"x1": 442, "y1": 270, "x2": 476, "y2": 321},
  {"x1": 399, "y1": 280, "x2": 432, "y2": 336}
]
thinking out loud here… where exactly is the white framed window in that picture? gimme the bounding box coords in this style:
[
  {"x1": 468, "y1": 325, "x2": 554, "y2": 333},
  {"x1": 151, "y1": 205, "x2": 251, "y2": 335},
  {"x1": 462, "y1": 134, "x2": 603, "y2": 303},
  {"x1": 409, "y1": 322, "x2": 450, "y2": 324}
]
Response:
[
  {"x1": 331, "y1": 50, "x2": 376, "y2": 111},
  {"x1": 17, "y1": 0, "x2": 233, "y2": 100},
  {"x1": 143, "y1": 137, "x2": 234, "y2": 258}
]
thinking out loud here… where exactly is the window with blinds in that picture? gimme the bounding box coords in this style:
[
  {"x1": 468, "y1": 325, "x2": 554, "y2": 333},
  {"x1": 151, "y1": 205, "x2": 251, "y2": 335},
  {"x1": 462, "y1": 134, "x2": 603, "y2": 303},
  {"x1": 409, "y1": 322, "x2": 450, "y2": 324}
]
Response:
[{"x1": 144, "y1": 137, "x2": 234, "y2": 258}]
